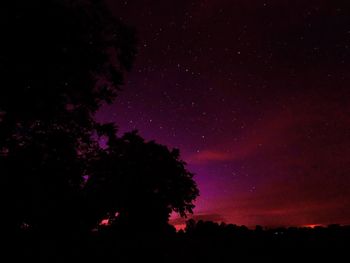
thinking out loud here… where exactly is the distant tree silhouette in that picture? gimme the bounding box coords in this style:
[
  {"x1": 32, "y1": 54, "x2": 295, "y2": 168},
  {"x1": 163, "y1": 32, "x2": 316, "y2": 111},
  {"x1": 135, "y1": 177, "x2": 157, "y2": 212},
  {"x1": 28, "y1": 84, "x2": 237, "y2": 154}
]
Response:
[
  {"x1": 86, "y1": 129, "x2": 199, "y2": 231},
  {"x1": 0, "y1": 0, "x2": 136, "y2": 235},
  {"x1": 165, "y1": 220, "x2": 349, "y2": 263}
]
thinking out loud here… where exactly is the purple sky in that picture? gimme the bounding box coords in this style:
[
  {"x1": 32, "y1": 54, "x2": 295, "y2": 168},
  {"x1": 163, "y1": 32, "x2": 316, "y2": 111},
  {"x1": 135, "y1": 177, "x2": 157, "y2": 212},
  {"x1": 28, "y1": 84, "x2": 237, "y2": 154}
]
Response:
[{"x1": 96, "y1": 0, "x2": 350, "y2": 227}]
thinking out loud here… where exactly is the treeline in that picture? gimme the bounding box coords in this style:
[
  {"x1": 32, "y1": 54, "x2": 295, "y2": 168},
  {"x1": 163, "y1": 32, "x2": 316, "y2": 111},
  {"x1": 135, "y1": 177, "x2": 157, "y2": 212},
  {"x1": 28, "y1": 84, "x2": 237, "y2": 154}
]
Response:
[{"x1": 11, "y1": 220, "x2": 350, "y2": 262}]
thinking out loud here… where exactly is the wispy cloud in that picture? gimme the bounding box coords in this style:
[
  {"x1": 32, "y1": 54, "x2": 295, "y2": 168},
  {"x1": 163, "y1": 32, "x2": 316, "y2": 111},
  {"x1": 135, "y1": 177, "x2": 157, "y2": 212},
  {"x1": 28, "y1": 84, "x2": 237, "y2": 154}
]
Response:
[
  {"x1": 188, "y1": 107, "x2": 302, "y2": 165},
  {"x1": 189, "y1": 150, "x2": 232, "y2": 163}
]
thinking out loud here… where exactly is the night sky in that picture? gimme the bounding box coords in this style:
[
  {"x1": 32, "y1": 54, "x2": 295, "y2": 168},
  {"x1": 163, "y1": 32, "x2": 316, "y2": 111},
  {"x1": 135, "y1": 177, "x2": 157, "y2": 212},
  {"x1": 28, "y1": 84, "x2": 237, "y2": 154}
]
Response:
[{"x1": 96, "y1": 0, "x2": 350, "y2": 228}]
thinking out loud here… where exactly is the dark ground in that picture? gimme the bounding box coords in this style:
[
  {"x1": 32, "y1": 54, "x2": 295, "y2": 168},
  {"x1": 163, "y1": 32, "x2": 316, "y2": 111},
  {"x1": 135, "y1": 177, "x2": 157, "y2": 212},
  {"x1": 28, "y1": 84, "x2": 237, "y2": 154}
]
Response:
[{"x1": 8, "y1": 221, "x2": 350, "y2": 262}]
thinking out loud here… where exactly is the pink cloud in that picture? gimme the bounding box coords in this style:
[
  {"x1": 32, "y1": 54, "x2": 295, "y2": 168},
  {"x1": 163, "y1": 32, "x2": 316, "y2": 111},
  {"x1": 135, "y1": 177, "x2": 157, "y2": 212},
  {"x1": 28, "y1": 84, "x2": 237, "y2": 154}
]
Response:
[
  {"x1": 186, "y1": 91, "x2": 350, "y2": 227},
  {"x1": 189, "y1": 150, "x2": 232, "y2": 163},
  {"x1": 188, "y1": 108, "x2": 299, "y2": 164}
]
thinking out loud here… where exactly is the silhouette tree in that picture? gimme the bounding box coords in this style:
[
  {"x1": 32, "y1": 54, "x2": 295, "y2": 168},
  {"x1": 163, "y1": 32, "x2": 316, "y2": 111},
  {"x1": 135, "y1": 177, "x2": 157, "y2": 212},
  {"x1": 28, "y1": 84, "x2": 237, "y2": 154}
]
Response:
[
  {"x1": 0, "y1": 0, "x2": 198, "y2": 240},
  {"x1": 86, "y1": 128, "x2": 199, "y2": 231},
  {"x1": 0, "y1": 0, "x2": 136, "y2": 235}
]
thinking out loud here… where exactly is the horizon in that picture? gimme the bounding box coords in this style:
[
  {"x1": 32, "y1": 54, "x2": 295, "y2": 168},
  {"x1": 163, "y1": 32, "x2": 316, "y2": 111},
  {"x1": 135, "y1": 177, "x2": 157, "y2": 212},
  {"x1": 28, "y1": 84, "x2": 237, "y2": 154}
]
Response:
[{"x1": 169, "y1": 218, "x2": 344, "y2": 231}]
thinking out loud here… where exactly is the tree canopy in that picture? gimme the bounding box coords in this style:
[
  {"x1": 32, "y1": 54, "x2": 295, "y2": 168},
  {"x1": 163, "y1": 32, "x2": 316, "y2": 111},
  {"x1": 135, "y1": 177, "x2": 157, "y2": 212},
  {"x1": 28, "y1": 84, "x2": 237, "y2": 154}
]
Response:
[
  {"x1": 0, "y1": 0, "x2": 198, "y2": 235},
  {"x1": 86, "y1": 130, "x2": 199, "y2": 230}
]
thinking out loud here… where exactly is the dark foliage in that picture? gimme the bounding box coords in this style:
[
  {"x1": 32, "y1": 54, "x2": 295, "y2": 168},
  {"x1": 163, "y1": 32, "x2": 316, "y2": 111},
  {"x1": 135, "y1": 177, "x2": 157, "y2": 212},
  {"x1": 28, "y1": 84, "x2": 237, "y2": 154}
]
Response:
[
  {"x1": 0, "y1": 0, "x2": 136, "y2": 119},
  {"x1": 86, "y1": 130, "x2": 199, "y2": 231},
  {"x1": 0, "y1": 0, "x2": 134, "y2": 235},
  {"x1": 0, "y1": 0, "x2": 198, "y2": 241}
]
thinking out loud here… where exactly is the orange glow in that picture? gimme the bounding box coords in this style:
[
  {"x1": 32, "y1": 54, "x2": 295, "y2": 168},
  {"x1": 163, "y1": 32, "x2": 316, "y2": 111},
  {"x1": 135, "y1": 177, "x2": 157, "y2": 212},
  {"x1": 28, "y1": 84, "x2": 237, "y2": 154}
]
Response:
[{"x1": 302, "y1": 224, "x2": 321, "y2": 228}]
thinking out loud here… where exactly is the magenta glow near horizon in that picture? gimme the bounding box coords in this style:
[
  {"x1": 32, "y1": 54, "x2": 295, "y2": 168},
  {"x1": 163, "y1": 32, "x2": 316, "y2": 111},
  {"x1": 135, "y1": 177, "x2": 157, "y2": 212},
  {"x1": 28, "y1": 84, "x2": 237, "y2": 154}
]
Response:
[{"x1": 96, "y1": 0, "x2": 350, "y2": 228}]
